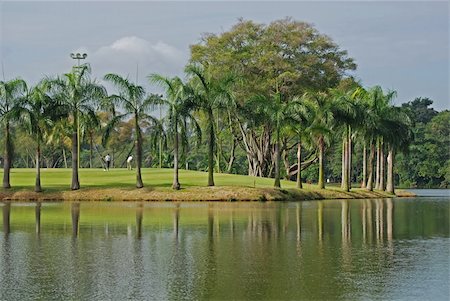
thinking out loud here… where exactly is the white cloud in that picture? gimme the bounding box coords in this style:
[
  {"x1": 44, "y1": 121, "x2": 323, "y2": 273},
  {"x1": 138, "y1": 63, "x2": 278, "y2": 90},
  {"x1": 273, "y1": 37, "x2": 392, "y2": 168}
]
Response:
[{"x1": 72, "y1": 36, "x2": 188, "y2": 86}]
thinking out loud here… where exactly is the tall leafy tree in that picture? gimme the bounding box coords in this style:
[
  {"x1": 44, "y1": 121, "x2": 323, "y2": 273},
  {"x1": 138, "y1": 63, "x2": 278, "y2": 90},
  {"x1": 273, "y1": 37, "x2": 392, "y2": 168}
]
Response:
[
  {"x1": 48, "y1": 64, "x2": 106, "y2": 190},
  {"x1": 185, "y1": 64, "x2": 234, "y2": 186},
  {"x1": 104, "y1": 73, "x2": 159, "y2": 188},
  {"x1": 13, "y1": 81, "x2": 65, "y2": 191},
  {"x1": 331, "y1": 85, "x2": 365, "y2": 192},
  {"x1": 382, "y1": 107, "x2": 412, "y2": 194},
  {"x1": 149, "y1": 74, "x2": 201, "y2": 190},
  {"x1": 302, "y1": 92, "x2": 335, "y2": 189},
  {"x1": 0, "y1": 78, "x2": 27, "y2": 188}
]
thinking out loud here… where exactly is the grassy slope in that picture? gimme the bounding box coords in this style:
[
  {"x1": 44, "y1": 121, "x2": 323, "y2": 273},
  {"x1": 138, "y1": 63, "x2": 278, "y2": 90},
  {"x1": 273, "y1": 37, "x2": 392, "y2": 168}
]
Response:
[{"x1": 0, "y1": 168, "x2": 413, "y2": 201}]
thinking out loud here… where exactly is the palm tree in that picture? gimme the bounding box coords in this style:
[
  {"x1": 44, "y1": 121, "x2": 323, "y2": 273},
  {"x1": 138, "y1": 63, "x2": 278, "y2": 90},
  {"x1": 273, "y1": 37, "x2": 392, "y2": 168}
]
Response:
[
  {"x1": 332, "y1": 86, "x2": 366, "y2": 192},
  {"x1": 290, "y1": 98, "x2": 315, "y2": 189},
  {"x1": 12, "y1": 81, "x2": 65, "y2": 192},
  {"x1": 0, "y1": 78, "x2": 27, "y2": 188},
  {"x1": 381, "y1": 107, "x2": 412, "y2": 194},
  {"x1": 362, "y1": 86, "x2": 396, "y2": 191},
  {"x1": 149, "y1": 74, "x2": 201, "y2": 190},
  {"x1": 47, "y1": 119, "x2": 72, "y2": 168},
  {"x1": 104, "y1": 73, "x2": 160, "y2": 188},
  {"x1": 80, "y1": 112, "x2": 100, "y2": 168},
  {"x1": 251, "y1": 92, "x2": 308, "y2": 188},
  {"x1": 185, "y1": 64, "x2": 234, "y2": 186},
  {"x1": 302, "y1": 92, "x2": 334, "y2": 189},
  {"x1": 48, "y1": 64, "x2": 106, "y2": 190}
]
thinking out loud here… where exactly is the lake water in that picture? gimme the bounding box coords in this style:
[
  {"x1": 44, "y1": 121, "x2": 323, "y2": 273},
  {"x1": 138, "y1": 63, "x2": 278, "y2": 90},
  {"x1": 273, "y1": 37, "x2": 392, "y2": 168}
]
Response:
[{"x1": 0, "y1": 196, "x2": 449, "y2": 300}]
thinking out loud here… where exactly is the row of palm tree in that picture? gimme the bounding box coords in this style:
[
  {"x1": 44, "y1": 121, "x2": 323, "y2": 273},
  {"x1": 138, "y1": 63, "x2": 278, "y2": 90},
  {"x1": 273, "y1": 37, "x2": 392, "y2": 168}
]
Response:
[{"x1": 0, "y1": 63, "x2": 412, "y2": 194}]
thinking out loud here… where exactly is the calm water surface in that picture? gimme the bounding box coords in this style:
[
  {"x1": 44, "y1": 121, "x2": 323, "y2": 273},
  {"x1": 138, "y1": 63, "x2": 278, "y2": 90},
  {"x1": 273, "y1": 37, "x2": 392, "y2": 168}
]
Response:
[{"x1": 0, "y1": 197, "x2": 449, "y2": 300}]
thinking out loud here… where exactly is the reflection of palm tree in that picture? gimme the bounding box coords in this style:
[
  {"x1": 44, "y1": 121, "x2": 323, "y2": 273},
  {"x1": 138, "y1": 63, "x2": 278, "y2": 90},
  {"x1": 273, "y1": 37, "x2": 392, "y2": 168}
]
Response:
[
  {"x1": 386, "y1": 199, "x2": 393, "y2": 241},
  {"x1": 71, "y1": 202, "x2": 80, "y2": 238},
  {"x1": 173, "y1": 205, "x2": 180, "y2": 238},
  {"x1": 136, "y1": 203, "x2": 143, "y2": 239},
  {"x1": 35, "y1": 202, "x2": 41, "y2": 235},
  {"x1": 2, "y1": 202, "x2": 11, "y2": 235}
]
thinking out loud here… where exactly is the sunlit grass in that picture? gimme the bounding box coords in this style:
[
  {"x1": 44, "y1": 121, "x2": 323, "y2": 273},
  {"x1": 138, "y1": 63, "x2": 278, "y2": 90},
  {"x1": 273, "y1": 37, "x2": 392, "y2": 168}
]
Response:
[{"x1": 0, "y1": 168, "x2": 409, "y2": 201}]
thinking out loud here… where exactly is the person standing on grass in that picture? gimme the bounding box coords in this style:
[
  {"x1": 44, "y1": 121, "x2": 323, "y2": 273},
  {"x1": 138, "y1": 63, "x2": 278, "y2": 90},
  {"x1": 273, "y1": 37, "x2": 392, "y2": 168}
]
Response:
[
  {"x1": 127, "y1": 155, "x2": 133, "y2": 170},
  {"x1": 105, "y1": 153, "x2": 111, "y2": 171}
]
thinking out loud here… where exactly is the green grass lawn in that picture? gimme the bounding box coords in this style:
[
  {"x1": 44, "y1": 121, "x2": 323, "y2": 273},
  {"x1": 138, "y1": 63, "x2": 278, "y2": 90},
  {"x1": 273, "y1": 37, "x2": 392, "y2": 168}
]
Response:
[
  {"x1": 0, "y1": 168, "x2": 410, "y2": 201},
  {"x1": 2, "y1": 167, "x2": 301, "y2": 190}
]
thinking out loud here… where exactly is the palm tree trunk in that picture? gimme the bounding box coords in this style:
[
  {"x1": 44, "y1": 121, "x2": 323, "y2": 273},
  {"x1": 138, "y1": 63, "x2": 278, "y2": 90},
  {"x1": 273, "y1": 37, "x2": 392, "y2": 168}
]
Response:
[
  {"x1": 172, "y1": 118, "x2": 180, "y2": 190},
  {"x1": 386, "y1": 147, "x2": 395, "y2": 194},
  {"x1": 63, "y1": 148, "x2": 68, "y2": 168},
  {"x1": 89, "y1": 132, "x2": 93, "y2": 168},
  {"x1": 296, "y1": 140, "x2": 302, "y2": 189},
  {"x1": 362, "y1": 144, "x2": 367, "y2": 188},
  {"x1": 367, "y1": 142, "x2": 375, "y2": 191},
  {"x1": 207, "y1": 109, "x2": 215, "y2": 186},
  {"x1": 342, "y1": 138, "x2": 349, "y2": 192},
  {"x1": 3, "y1": 122, "x2": 12, "y2": 189},
  {"x1": 35, "y1": 140, "x2": 42, "y2": 192},
  {"x1": 318, "y1": 135, "x2": 325, "y2": 189},
  {"x1": 135, "y1": 114, "x2": 144, "y2": 188},
  {"x1": 341, "y1": 137, "x2": 347, "y2": 189},
  {"x1": 380, "y1": 143, "x2": 385, "y2": 191},
  {"x1": 375, "y1": 138, "x2": 381, "y2": 190},
  {"x1": 274, "y1": 128, "x2": 281, "y2": 188},
  {"x1": 71, "y1": 113, "x2": 80, "y2": 190},
  {"x1": 348, "y1": 127, "x2": 352, "y2": 190},
  {"x1": 159, "y1": 136, "x2": 163, "y2": 168}
]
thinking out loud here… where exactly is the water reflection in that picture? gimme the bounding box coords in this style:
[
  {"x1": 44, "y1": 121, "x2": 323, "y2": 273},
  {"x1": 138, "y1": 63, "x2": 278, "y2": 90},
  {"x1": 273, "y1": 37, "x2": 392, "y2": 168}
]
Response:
[
  {"x1": 0, "y1": 198, "x2": 448, "y2": 300},
  {"x1": 136, "y1": 203, "x2": 143, "y2": 239},
  {"x1": 0, "y1": 199, "x2": 445, "y2": 244},
  {"x1": 35, "y1": 202, "x2": 41, "y2": 235},
  {"x1": 2, "y1": 202, "x2": 10, "y2": 236},
  {"x1": 71, "y1": 202, "x2": 80, "y2": 238}
]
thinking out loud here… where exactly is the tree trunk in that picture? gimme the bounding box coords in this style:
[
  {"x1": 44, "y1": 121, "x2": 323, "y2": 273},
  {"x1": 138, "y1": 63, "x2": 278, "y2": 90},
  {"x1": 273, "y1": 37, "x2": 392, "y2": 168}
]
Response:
[
  {"x1": 386, "y1": 147, "x2": 395, "y2": 194},
  {"x1": 71, "y1": 113, "x2": 80, "y2": 190},
  {"x1": 89, "y1": 132, "x2": 93, "y2": 168},
  {"x1": 135, "y1": 114, "x2": 144, "y2": 188},
  {"x1": 207, "y1": 109, "x2": 215, "y2": 186},
  {"x1": 226, "y1": 138, "x2": 236, "y2": 173},
  {"x1": 172, "y1": 118, "x2": 180, "y2": 190},
  {"x1": 296, "y1": 141, "x2": 302, "y2": 189},
  {"x1": 3, "y1": 122, "x2": 12, "y2": 189},
  {"x1": 159, "y1": 135, "x2": 163, "y2": 168},
  {"x1": 35, "y1": 140, "x2": 42, "y2": 192},
  {"x1": 361, "y1": 144, "x2": 367, "y2": 188},
  {"x1": 367, "y1": 142, "x2": 375, "y2": 191},
  {"x1": 348, "y1": 127, "x2": 352, "y2": 190},
  {"x1": 342, "y1": 136, "x2": 349, "y2": 192},
  {"x1": 318, "y1": 135, "x2": 325, "y2": 189},
  {"x1": 274, "y1": 129, "x2": 281, "y2": 188},
  {"x1": 63, "y1": 148, "x2": 68, "y2": 168},
  {"x1": 375, "y1": 138, "x2": 381, "y2": 190},
  {"x1": 341, "y1": 137, "x2": 346, "y2": 189},
  {"x1": 379, "y1": 143, "x2": 385, "y2": 191}
]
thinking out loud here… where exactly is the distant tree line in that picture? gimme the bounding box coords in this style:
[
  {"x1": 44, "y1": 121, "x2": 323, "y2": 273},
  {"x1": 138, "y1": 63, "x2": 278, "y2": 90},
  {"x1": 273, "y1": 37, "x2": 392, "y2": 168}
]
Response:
[{"x1": 1, "y1": 18, "x2": 446, "y2": 192}]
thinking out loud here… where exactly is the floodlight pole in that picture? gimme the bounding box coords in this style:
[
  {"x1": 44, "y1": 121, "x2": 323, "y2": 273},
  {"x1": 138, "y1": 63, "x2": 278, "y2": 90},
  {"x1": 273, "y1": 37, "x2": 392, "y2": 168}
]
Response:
[{"x1": 70, "y1": 53, "x2": 88, "y2": 170}]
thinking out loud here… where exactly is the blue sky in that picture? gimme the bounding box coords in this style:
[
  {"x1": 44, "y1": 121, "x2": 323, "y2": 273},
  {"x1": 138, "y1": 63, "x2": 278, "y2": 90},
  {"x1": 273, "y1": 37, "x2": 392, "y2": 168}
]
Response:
[{"x1": 1, "y1": 1, "x2": 449, "y2": 110}]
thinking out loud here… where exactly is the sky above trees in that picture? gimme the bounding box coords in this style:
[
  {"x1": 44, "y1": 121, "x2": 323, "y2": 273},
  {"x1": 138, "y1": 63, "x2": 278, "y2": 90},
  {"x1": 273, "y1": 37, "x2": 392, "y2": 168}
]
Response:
[{"x1": 1, "y1": 1, "x2": 448, "y2": 110}]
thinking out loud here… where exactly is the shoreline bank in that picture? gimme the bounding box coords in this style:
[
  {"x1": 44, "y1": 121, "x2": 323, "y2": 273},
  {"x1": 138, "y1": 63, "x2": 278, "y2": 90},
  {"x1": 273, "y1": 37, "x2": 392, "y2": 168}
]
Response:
[{"x1": 0, "y1": 186, "x2": 415, "y2": 202}]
